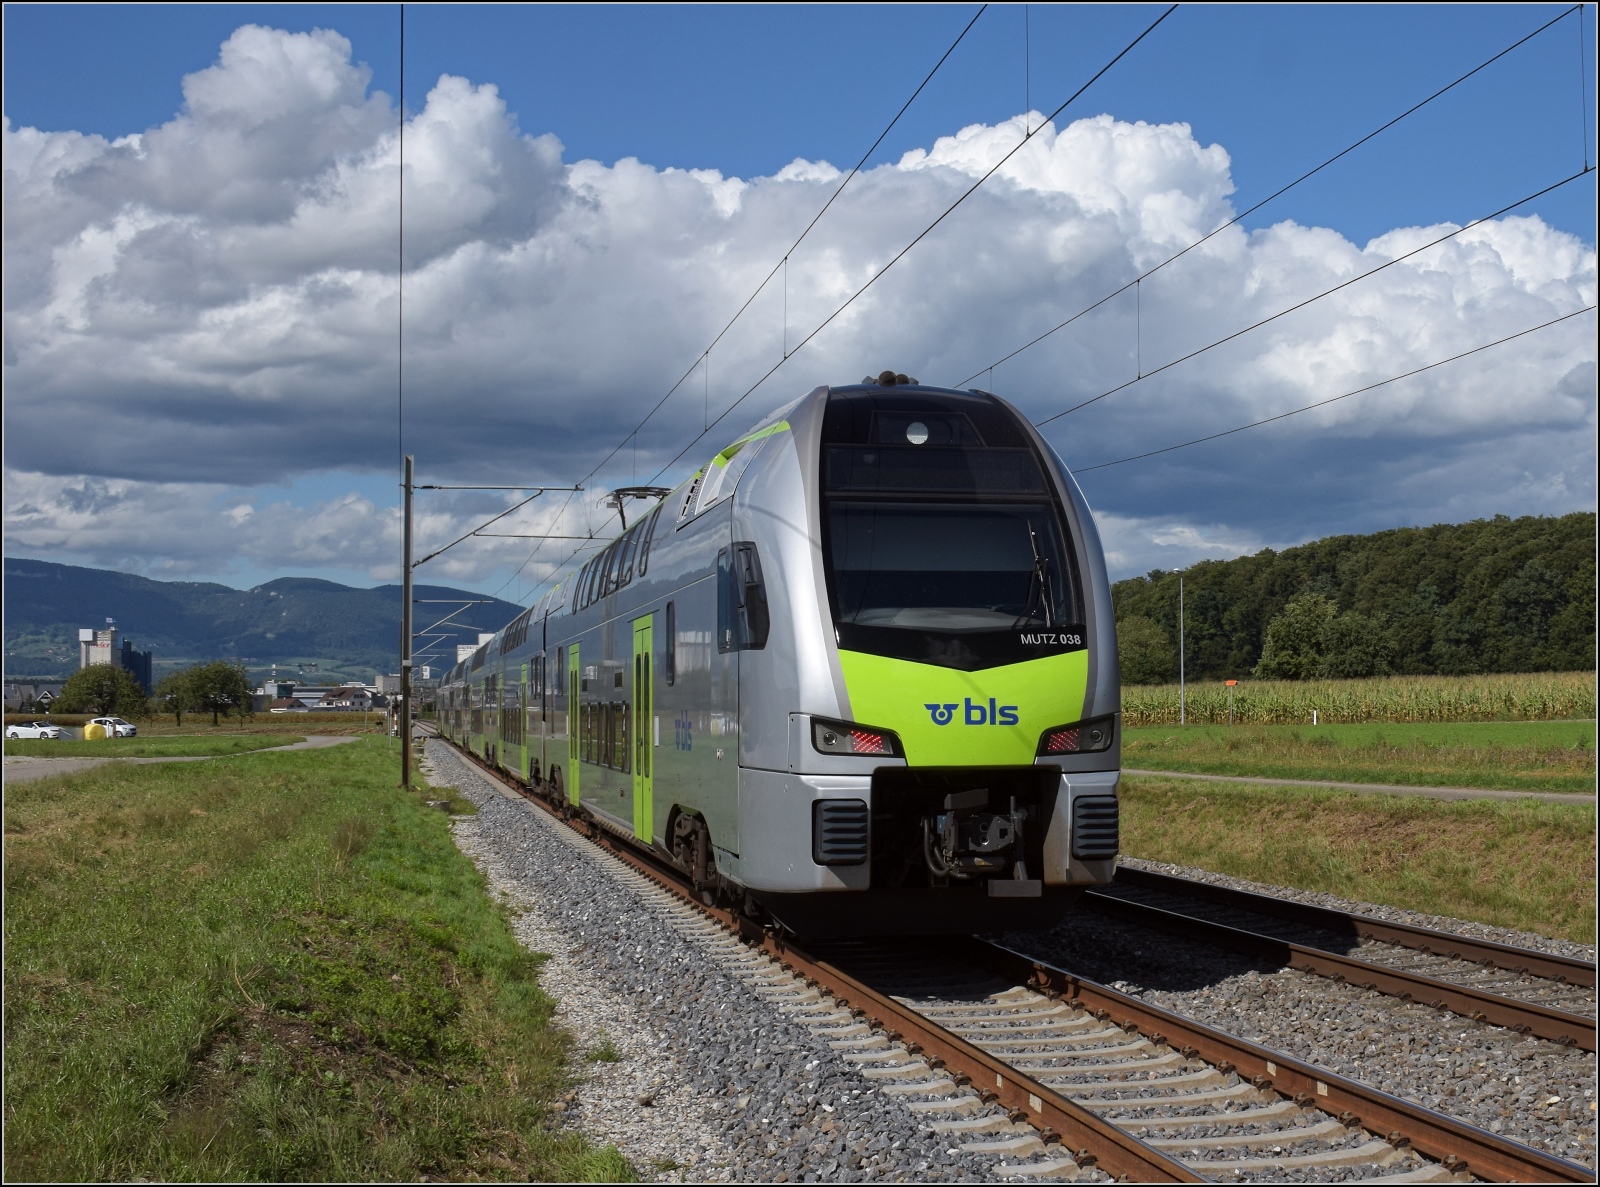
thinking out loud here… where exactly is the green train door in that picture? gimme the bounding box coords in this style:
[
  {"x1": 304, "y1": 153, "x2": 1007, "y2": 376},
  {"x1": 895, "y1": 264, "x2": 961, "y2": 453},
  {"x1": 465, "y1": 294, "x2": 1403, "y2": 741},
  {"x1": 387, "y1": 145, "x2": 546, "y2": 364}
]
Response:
[
  {"x1": 567, "y1": 644, "x2": 581, "y2": 806},
  {"x1": 632, "y1": 616, "x2": 653, "y2": 841}
]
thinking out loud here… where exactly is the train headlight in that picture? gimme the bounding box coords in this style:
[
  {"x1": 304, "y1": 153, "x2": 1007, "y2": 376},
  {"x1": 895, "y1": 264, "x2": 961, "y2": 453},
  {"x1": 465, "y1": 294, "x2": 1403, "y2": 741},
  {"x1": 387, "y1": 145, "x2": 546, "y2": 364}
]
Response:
[
  {"x1": 812, "y1": 717, "x2": 904, "y2": 757},
  {"x1": 1038, "y1": 715, "x2": 1115, "y2": 756}
]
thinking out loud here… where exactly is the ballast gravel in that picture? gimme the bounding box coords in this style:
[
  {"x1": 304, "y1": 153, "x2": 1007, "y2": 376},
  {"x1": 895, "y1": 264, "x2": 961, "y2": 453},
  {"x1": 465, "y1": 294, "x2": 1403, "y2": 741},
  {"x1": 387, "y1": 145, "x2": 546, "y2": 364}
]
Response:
[
  {"x1": 425, "y1": 744, "x2": 1032, "y2": 1183},
  {"x1": 1006, "y1": 863, "x2": 1598, "y2": 1171}
]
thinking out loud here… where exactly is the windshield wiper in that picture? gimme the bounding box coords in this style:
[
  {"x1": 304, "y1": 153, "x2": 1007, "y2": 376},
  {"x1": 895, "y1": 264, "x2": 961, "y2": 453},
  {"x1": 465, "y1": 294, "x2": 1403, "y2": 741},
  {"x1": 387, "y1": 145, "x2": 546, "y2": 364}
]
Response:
[{"x1": 1012, "y1": 522, "x2": 1055, "y2": 629}]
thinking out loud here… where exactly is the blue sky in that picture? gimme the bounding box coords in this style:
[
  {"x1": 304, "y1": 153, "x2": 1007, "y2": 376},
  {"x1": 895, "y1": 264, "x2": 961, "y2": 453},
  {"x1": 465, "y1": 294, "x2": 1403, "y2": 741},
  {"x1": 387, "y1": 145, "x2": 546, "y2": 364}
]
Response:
[
  {"x1": 3, "y1": 4, "x2": 1595, "y2": 599},
  {"x1": 7, "y1": 4, "x2": 1595, "y2": 244}
]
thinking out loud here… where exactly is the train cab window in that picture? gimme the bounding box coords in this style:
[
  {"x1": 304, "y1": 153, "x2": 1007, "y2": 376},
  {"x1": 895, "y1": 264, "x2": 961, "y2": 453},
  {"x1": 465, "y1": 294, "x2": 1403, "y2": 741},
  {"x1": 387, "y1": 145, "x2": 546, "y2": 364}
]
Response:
[
  {"x1": 819, "y1": 389, "x2": 1083, "y2": 671},
  {"x1": 664, "y1": 601, "x2": 676, "y2": 685}
]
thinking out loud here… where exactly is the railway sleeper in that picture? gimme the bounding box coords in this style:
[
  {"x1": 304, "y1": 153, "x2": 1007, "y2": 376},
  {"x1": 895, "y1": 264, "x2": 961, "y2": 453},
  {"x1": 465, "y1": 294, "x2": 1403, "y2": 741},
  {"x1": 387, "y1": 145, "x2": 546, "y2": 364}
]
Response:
[
  {"x1": 944, "y1": 1015, "x2": 1105, "y2": 1036},
  {"x1": 1146, "y1": 1116, "x2": 1351, "y2": 1151},
  {"x1": 961, "y1": 1133, "x2": 1050, "y2": 1157},
  {"x1": 1076, "y1": 1082, "x2": 1265, "y2": 1112},
  {"x1": 979, "y1": 1036, "x2": 1148, "y2": 1056},
  {"x1": 1052, "y1": 1067, "x2": 1232, "y2": 1096},
  {"x1": 1194, "y1": 1136, "x2": 1401, "y2": 1173},
  {"x1": 1110, "y1": 1097, "x2": 1301, "y2": 1130},
  {"x1": 1004, "y1": 1046, "x2": 1161, "y2": 1070},
  {"x1": 1031, "y1": 1050, "x2": 1186, "y2": 1078}
]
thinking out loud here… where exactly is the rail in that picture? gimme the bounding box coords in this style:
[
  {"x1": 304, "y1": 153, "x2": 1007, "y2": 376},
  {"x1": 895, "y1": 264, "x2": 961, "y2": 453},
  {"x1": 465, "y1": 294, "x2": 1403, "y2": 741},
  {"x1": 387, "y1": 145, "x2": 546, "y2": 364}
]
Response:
[
  {"x1": 428, "y1": 732, "x2": 1592, "y2": 1182},
  {"x1": 1089, "y1": 870, "x2": 1594, "y2": 1052}
]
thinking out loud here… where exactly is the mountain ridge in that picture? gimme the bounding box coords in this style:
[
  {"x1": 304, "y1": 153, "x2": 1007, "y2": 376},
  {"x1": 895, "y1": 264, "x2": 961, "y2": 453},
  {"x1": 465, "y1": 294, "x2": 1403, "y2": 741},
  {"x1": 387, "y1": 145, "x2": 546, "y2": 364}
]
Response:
[{"x1": 4, "y1": 558, "x2": 525, "y2": 682}]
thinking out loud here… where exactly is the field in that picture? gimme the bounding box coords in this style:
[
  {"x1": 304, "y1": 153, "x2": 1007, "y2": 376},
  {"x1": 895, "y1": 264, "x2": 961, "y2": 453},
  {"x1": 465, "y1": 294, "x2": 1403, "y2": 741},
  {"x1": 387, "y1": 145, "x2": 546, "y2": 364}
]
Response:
[
  {"x1": 1121, "y1": 671, "x2": 1595, "y2": 726},
  {"x1": 1121, "y1": 777, "x2": 1596, "y2": 943},
  {"x1": 1123, "y1": 720, "x2": 1596, "y2": 793},
  {"x1": 5, "y1": 734, "x2": 305, "y2": 759},
  {"x1": 4, "y1": 739, "x2": 630, "y2": 1182}
]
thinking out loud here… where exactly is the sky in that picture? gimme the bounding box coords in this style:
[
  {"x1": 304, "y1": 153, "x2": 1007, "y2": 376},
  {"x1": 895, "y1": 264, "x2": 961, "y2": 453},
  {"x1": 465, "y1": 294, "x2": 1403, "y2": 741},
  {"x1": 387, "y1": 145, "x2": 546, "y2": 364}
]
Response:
[{"x1": 3, "y1": 3, "x2": 1596, "y2": 606}]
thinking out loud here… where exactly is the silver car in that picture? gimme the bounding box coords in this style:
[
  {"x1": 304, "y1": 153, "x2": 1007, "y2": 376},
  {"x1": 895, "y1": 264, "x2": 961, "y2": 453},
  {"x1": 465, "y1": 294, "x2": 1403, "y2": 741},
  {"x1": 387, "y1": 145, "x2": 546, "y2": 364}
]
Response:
[{"x1": 90, "y1": 716, "x2": 138, "y2": 738}]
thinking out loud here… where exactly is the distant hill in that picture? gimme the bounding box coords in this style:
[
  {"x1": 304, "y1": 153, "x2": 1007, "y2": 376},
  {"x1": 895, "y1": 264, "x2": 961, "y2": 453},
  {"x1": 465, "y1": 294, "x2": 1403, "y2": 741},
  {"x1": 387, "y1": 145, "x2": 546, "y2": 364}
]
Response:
[
  {"x1": 1113, "y1": 512, "x2": 1596, "y2": 682},
  {"x1": 3, "y1": 558, "x2": 526, "y2": 683}
]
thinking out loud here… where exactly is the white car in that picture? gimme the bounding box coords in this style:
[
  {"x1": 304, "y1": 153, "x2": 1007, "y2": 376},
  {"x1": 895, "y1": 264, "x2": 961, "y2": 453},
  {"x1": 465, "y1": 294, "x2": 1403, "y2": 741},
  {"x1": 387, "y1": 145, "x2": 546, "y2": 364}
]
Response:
[
  {"x1": 6, "y1": 721, "x2": 63, "y2": 740},
  {"x1": 89, "y1": 717, "x2": 138, "y2": 738}
]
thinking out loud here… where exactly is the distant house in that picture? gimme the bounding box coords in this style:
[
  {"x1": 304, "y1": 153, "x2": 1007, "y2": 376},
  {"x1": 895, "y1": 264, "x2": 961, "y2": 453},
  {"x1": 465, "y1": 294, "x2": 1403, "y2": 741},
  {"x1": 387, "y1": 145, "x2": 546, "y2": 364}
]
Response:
[
  {"x1": 4, "y1": 682, "x2": 64, "y2": 712},
  {"x1": 318, "y1": 686, "x2": 375, "y2": 711},
  {"x1": 268, "y1": 697, "x2": 309, "y2": 713}
]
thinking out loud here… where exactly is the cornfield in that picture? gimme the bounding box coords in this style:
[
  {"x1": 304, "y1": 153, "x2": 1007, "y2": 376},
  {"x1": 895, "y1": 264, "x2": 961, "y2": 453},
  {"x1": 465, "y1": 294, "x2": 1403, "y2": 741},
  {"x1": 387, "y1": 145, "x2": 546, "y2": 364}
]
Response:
[{"x1": 1121, "y1": 671, "x2": 1596, "y2": 726}]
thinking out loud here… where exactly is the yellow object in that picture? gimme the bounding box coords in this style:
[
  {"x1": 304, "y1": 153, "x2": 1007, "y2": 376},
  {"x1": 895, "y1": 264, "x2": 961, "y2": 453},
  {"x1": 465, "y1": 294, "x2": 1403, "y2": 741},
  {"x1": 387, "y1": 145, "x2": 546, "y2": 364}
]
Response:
[{"x1": 83, "y1": 723, "x2": 108, "y2": 740}]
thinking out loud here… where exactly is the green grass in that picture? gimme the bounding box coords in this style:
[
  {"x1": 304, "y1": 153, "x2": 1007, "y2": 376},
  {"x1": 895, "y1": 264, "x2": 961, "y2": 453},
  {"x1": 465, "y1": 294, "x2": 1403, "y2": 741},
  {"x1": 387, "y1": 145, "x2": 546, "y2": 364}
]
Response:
[
  {"x1": 1122, "y1": 720, "x2": 1596, "y2": 792},
  {"x1": 1121, "y1": 776, "x2": 1596, "y2": 943},
  {"x1": 5, "y1": 734, "x2": 306, "y2": 759},
  {"x1": 3, "y1": 738, "x2": 633, "y2": 1182}
]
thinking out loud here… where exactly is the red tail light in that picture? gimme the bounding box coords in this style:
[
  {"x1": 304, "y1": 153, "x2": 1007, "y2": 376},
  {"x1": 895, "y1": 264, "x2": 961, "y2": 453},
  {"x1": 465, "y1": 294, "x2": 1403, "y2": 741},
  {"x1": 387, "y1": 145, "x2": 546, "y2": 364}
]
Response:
[
  {"x1": 1038, "y1": 716, "x2": 1114, "y2": 756},
  {"x1": 1042, "y1": 727, "x2": 1081, "y2": 754},
  {"x1": 813, "y1": 717, "x2": 903, "y2": 757}
]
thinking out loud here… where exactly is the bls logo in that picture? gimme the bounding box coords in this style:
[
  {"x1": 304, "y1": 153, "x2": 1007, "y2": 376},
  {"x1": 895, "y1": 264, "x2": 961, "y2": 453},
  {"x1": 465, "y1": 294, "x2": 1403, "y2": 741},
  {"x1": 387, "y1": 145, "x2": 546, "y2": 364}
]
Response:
[{"x1": 925, "y1": 698, "x2": 1019, "y2": 727}]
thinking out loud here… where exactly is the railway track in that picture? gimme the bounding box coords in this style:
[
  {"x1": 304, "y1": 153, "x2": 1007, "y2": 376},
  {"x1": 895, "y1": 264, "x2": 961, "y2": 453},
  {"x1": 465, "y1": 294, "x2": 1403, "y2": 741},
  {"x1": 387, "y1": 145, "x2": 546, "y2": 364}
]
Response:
[
  {"x1": 1084, "y1": 868, "x2": 1596, "y2": 1053},
  {"x1": 430, "y1": 734, "x2": 1592, "y2": 1183}
]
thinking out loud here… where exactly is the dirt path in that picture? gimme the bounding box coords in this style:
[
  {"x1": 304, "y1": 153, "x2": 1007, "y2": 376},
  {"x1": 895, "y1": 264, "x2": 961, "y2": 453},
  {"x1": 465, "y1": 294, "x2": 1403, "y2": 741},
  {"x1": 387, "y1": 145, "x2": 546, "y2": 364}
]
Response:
[
  {"x1": 1124, "y1": 767, "x2": 1592, "y2": 804},
  {"x1": 2, "y1": 734, "x2": 363, "y2": 784}
]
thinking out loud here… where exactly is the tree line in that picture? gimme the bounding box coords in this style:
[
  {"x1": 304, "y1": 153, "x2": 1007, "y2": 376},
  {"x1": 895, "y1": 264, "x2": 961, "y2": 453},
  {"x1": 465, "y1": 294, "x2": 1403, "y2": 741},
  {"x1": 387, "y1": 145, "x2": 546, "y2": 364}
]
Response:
[
  {"x1": 49, "y1": 660, "x2": 255, "y2": 724},
  {"x1": 1113, "y1": 512, "x2": 1595, "y2": 683}
]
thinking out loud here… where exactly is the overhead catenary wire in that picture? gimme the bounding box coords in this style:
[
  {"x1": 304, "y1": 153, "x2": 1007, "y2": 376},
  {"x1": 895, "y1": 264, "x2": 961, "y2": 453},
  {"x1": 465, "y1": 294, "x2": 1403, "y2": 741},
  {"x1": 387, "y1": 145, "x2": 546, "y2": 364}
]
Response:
[
  {"x1": 1071, "y1": 305, "x2": 1596, "y2": 472},
  {"x1": 491, "y1": 5, "x2": 990, "y2": 603},
  {"x1": 502, "y1": 5, "x2": 1177, "y2": 603},
  {"x1": 1037, "y1": 164, "x2": 1594, "y2": 427},
  {"x1": 956, "y1": 3, "x2": 1587, "y2": 388},
  {"x1": 568, "y1": 3, "x2": 989, "y2": 496},
  {"x1": 643, "y1": 4, "x2": 1181, "y2": 488}
]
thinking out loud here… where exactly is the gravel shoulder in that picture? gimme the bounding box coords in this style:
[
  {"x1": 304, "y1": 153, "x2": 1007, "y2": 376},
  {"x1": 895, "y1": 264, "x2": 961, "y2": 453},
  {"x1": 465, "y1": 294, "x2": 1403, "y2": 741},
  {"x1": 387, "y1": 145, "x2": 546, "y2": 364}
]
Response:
[
  {"x1": 1118, "y1": 856, "x2": 1596, "y2": 963},
  {"x1": 426, "y1": 743, "x2": 1036, "y2": 1183},
  {"x1": 1007, "y1": 864, "x2": 1597, "y2": 1168}
]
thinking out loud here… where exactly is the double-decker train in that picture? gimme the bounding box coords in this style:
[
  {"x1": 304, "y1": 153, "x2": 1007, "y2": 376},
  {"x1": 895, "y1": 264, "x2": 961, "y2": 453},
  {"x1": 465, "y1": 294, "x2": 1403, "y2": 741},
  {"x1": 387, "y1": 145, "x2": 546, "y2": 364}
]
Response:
[{"x1": 436, "y1": 374, "x2": 1120, "y2": 935}]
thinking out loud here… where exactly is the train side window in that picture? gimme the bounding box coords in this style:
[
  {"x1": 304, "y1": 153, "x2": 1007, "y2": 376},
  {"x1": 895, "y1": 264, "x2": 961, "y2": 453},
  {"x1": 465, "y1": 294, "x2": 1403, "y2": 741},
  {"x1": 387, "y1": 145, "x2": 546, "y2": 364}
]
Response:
[
  {"x1": 665, "y1": 601, "x2": 676, "y2": 685},
  {"x1": 614, "y1": 526, "x2": 639, "y2": 589},
  {"x1": 598, "y1": 540, "x2": 621, "y2": 597},
  {"x1": 619, "y1": 699, "x2": 630, "y2": 773},
  {"x1": 555, "y1": 647, "x2": 564, "y2": 695},
  {"x1": 636, "y1": 505, "x2": 662, "y2": 576},
  {"x1": 717, "y1": 541, "x2": 770, "y2": 652}
]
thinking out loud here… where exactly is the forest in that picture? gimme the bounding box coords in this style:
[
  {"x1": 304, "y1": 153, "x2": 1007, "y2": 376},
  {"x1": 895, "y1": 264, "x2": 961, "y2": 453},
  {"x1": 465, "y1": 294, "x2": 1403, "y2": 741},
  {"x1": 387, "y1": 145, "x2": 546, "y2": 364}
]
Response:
[{"x1": 1112, "y1": 512, "x2": 1595, "y2": 683}]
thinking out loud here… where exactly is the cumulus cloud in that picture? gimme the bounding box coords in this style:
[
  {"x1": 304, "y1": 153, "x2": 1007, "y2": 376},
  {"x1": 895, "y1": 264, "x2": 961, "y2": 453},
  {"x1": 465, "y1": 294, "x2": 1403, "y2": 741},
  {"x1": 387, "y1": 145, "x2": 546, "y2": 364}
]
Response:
[{"x1": 3, "y1": 24, "x2": 1594, "y2": 594}]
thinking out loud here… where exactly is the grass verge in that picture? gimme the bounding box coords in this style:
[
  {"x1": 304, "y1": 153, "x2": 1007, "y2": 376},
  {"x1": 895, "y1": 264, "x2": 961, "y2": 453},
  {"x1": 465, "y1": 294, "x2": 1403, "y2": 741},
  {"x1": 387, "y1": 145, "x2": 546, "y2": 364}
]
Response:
[
  {"x1": 5, "y1": 734, "x2": 305, "y2": 759},
  {"x1": 4, "y1": 738, "x2": 633, "y2": 1182},
  {"x1": 1122, "y1": 720, "x2": 1596, "y2": 792},
  {"x1": 1121, "y1": 776, "x2": 1596, "y2": 943}
]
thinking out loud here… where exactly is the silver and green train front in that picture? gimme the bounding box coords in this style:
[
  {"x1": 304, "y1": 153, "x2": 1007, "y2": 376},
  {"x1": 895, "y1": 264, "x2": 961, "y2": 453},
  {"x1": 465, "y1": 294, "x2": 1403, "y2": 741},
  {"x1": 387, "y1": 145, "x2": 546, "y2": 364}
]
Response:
[{"x1": 738, "y1": 383, "x2": 1120, "y2": 936}]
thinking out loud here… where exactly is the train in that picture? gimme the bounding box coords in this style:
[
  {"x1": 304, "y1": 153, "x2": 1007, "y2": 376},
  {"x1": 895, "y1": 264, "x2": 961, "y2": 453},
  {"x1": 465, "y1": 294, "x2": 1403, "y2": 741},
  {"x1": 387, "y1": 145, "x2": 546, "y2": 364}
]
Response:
[{"x1": 435, "y1": 373, "x2": 1121, "y2": 935}]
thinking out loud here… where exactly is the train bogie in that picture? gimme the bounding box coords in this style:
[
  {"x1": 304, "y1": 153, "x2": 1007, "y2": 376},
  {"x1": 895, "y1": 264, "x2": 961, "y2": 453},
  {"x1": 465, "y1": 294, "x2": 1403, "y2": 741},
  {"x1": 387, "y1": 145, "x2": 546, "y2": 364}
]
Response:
[{"x1": 440, "y1": 378, "x2": 1121, "y2": 936}]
